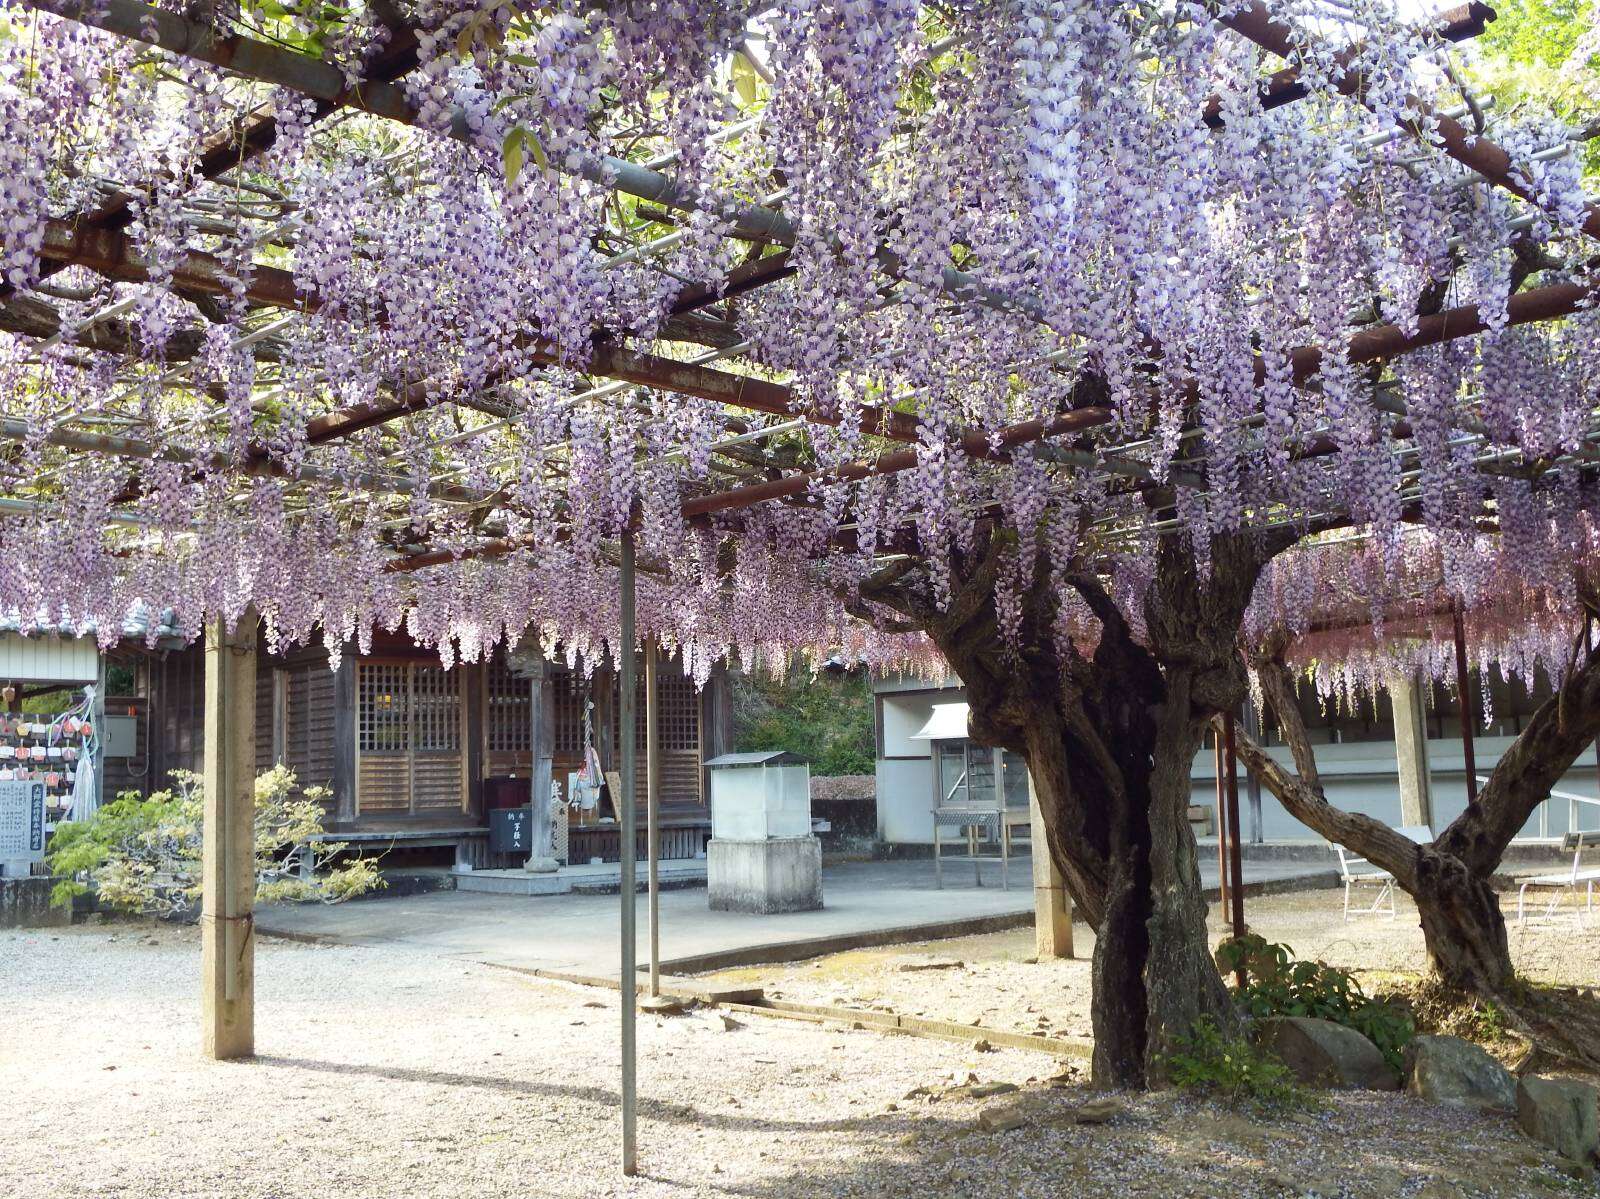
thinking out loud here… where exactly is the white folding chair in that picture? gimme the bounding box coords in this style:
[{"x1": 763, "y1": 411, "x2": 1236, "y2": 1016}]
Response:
[
  {"x1": 1517, "y1": 832, "x2": 1600, "y2": 926},
  {"x1": 1335, "y1": 825, "x2": 1432, "y2": 921}
]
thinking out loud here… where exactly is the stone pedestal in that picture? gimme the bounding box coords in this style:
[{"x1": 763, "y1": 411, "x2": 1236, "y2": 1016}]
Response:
[
  {"x1": 707, "y1": 836, "x2": 822, "y2": 914},
  {"x1": 0, "y1": 876, "x2": 69, "y2": 928}
]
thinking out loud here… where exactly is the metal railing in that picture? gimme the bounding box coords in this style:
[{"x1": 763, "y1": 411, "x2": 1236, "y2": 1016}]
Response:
[{"x1": 1493, "y1": 776, "x2": 1600, "y2": 840}]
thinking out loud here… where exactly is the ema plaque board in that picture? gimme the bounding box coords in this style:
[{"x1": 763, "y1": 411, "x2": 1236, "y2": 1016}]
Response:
[{"x1": 0, "y1": 779, "x2": 47, "y2": 873}]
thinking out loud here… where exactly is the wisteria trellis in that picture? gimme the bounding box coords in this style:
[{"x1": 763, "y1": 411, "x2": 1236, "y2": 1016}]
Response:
[{"x1": 0, "y1": 0, "x2": 1597, "y2": 685}]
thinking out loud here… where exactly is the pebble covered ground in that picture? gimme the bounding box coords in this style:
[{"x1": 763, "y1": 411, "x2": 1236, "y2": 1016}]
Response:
[
  {"x1": 696, "y1": 889, "x2": 1600, "y2": 1042},
  {"x1": 3, "y1": 919, "x2": 1594, "y2": 1198}
]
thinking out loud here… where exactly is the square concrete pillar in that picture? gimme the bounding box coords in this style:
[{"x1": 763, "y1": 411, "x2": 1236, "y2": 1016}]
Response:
[
  {"x1": 202, "y1": 613, "x2": 256, "y2": 1060},
  {"x1": 1387, "y1": 669, "x2": 1434, "y2": 830},
  {"x1": 1029, "y1": 776, "x2": 1073, "y2": 959}
]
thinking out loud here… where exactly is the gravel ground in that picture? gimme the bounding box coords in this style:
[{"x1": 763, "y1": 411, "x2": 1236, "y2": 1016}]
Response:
[
  {"x1": 697, "y1": 889, "x2": 1600, "y2": 1042},
  {"x1": 4, "y1": 918, "x2": 1595, "y2": 1198}
]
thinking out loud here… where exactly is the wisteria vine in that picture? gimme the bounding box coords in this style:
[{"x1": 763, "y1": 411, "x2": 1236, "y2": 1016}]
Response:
[{"x1": 0, "y1": 0, "x2": 1595, "y2": 685}]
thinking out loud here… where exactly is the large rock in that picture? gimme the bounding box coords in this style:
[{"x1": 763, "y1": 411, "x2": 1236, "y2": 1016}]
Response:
[
  {"x1": 1517, "y1": 1075, "x2": 1600, "y2": 1167},
  {"x1": 1254, "y1": 1016, "x2": 1400, "y2": 1091},
  {"x1": 1403, "y1": 1035, "x2": 1517, "y2": 1111}
]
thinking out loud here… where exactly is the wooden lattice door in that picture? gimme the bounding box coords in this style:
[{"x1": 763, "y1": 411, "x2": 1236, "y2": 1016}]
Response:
[
  {"x1": 485, "y1": 657, "x2": 532, "y2": 778},
  {"x1": 357, "y1": 661, "x2": 465, "y2": 816},
  {"x1": 617, "y1": 668, "x2": 703, "y2": 807}
]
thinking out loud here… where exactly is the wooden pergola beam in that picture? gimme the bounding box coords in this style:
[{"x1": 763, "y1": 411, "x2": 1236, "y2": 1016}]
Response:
[
  {"x1": 39, "y1": 217, "x2": 306, "y2": 307},
  {"x1": 0, "y1": 415, "x2": 491, "y2": 504},
  {"x1": 32, "y1": 211, "x2": 938, "y2": 456},
  {"x1": 3, "y1": 20, "x2": 418, "y2": 308},
  {"x1": 34, "y1": 0, "x2": 1416, "y2": 332},
  {"x1": 679, "y1": 405, "x2": 1114, "y2": 518},
  {"x1": 1214, "y1": 2, "x2": 1600, "y2": 242},
  {"x1": 1288, "y1": 281, "x2": 1597, "y2": 383},
  {"x1": 1199, "y1": 3, "x2": 1494, "y2": 129}
]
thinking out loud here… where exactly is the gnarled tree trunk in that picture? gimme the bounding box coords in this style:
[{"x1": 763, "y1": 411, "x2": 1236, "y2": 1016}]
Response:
[
  {"x1": 859, "y1": 527, "x2": 1277, "y2": 1087},
  {"x1": 1412, "y1": 862, "x2": 1512, "y2": 994},
  {"x1": 1000, "y1": 652, "x2": 1227, "y2": 1085}
]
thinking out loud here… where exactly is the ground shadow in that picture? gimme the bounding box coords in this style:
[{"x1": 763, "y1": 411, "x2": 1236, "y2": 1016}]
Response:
[{"x1": 252, "y1": 1053, "x2": 881, "y2": 1136}]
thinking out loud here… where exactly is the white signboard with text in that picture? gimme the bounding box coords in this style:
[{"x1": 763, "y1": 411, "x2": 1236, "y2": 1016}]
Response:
[{"x1": 0, "y1": 779, "x2": 47, "y2": 875}]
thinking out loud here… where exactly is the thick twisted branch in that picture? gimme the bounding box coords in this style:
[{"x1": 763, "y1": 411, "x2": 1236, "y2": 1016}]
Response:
[
  {"x1": 1232, "y1": 717, "x2": 1424, "y2": 892},
  {"x1": 1448, "y1": 647, "x2": 1600, "y2": 874}
]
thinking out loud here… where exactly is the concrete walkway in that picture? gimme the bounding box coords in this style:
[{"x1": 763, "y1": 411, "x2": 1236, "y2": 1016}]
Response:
[{"x1": 257, "y1": 856, "x2": 1333, "y2": 976}]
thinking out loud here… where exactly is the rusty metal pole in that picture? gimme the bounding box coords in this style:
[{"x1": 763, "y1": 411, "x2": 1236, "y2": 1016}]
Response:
[
  {"x1": 1452, "y1": 601, "x2": 1478, "y2": 808},
  {"x1": 1223, "y1": 712, "x2": 1247, "y2": 956},
  {"x1": 1214, "y1": 734, "x2": 1230, "y2": 917},
  {"x1": 1587, "y1": 614, "x2": 1600, "y2": 804}
]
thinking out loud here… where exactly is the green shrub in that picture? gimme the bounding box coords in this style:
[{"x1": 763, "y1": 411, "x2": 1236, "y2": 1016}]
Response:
[
  {"x1": 46, "y1": 765, "x2": 383, "y2": 913},
  {"x1": 1165, "y1": 1017, "x2": 1309, "y2": 1113},
  {"x1": 732, "y1": 667, "x2": 875, "y2": 776},
  {"x1": 1216, "y1": 934, "x2": 1414, "y2": 1071},
  {"x1": 1459, "y1": 996, "x2": 1510, "y2": 1042},
  {"x1": 46, "y1": 789, "x2": 201, "y2": 912}
]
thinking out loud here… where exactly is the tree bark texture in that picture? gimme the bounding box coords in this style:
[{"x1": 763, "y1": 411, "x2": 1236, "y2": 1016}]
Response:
[{"x1": 859, "y1": 527, "x2": 1278, "y2": 1086}]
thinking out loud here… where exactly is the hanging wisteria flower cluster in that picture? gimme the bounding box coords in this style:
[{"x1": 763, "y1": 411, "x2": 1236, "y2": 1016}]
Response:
[
  {"x1": 1245, "y1": 507, "x2": 1600, "y2": 727},
  {"x1": 0, "y1": 0, "x2": 1596, "y2": 677}
]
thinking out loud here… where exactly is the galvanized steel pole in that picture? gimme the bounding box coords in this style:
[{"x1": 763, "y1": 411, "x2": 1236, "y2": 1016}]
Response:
[
  {"x1": 645, "y1": 636, "x2": 662, "y2": 998},
  {"x1": 619, "y1": 531, "x2": 638, "y2": 1177}
]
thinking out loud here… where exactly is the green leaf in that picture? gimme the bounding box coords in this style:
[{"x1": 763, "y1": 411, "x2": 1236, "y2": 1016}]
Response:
[
  {"x1": 503, "y1": 125, "x2": 525, "y2": 184},
  {"x1": 731, "y1": 51, "x2": 759, "y2": 107}
]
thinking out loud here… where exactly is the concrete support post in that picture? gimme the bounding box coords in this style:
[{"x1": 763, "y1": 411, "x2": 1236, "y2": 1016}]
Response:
[
  {"x1": 1027, "y1": 774, "x2": 1072, "y2": 959},
  {"x1": 1453, "y1": 602, "x2": 1479, "y2": 808},
  {"x1": 201, "y1": 610, "x2": 256, "y2": 1061},
  {"x1": 1242, "y1": 698, "x2": 1265, "y2": 844},
  {"x1": 1388, "y1": 669, "x2": 1434, "y2": 830}
]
